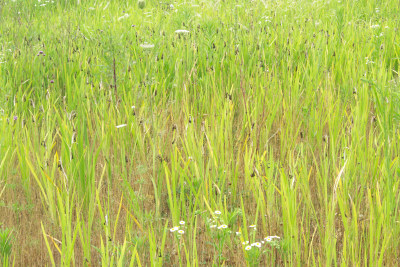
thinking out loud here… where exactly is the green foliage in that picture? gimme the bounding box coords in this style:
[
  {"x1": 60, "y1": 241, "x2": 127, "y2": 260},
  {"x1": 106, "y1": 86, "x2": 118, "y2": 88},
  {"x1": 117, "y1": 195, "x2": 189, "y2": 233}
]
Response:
[
  {"x1": 0, "y1": 227, "x2": 13, "y2": 264},
  {"x1": 0, "y1": 0, "x2": 399, "y2": 266}
]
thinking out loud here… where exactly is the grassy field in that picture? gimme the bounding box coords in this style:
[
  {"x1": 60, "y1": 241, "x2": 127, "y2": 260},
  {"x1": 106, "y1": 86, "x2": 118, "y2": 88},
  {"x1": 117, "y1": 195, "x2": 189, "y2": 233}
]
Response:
[{"x1": 0, "y1": 0, "x2": 399, "y2": 265}]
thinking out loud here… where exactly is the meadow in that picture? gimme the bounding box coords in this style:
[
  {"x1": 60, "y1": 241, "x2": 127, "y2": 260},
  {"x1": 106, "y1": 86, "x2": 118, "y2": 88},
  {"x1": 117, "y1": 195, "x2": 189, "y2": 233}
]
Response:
[{"x1": 0, "y1": 0, "x2": 399, "y2": 265}]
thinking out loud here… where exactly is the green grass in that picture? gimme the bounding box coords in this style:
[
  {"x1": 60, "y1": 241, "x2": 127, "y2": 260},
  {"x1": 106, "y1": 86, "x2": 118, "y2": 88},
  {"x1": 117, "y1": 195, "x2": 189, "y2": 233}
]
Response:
[{"x1": 0, "y1": 0, "x2": 399, "y2": 265}]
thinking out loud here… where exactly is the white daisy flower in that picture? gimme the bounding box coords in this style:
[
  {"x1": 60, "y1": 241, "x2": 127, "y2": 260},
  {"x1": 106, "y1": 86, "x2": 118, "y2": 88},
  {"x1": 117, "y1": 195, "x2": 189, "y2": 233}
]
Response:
[
  {"x1": 179, "y1": 221, "x2": 185, "y2": 225},
  {"x1": 254, "y1": 242, "x2": 262, "y2": 248},
  {"x1": 178, "y1": 230, "x2": 185, "y2": 234},
  {"x1": 170, "y1": 227, "x2": 179, "y2": 232},
  {"x1": 218, "y1": 224, "x2": 228, "y2": 229},
  {"x1": 242, "y1": 241, "x2": 249, "y2": 245},
  {"x1": 210, "y1": 225, "x2": 217, "y2": 228},
  {"x1": 245, "y1": 246, "x2": 251, "y2": 251},
  {"x1": 214, "y1": 210, "x2": 221, "y2": 215}
]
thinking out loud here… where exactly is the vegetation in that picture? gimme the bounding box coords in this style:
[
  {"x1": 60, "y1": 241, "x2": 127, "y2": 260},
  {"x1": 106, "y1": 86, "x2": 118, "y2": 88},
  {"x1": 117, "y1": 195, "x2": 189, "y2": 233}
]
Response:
[{"x1": 0, "y1": 0, "x2": 399, "y2": 265}]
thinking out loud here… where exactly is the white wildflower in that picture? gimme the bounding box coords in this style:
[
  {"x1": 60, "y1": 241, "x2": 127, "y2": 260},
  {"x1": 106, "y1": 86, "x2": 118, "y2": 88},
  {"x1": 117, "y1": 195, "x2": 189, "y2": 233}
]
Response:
[
  {"x1": 254, "y1": 242, "x2": 262, "y2": 248},
  {"x1": 214, "y1": 210, "x2": 221, "y2": 215},
  {"x1": 365, "y1": 57, "x2": 375, "y2": 65},
  {"x1": 178, "y1": 230, "x2": 185, "y2": 234},
  {"x1": 265, "y1": 236, "x2": 280, "y2": 242},
  {"x1": 179, "y1": 221, "x2": 185, "y2": 225},
  {"x1": 170, "y1": 226, "x2": 179, "y2": 232},
  {"x1": 245, "y1": 245, "x2": 251, "y2": 251}
]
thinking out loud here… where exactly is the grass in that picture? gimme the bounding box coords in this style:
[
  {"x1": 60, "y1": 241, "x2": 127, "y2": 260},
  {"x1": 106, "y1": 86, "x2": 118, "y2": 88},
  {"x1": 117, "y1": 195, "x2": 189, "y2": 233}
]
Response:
[{"x1": 0, "y1": 0, "x2": 399, "y2": 265}]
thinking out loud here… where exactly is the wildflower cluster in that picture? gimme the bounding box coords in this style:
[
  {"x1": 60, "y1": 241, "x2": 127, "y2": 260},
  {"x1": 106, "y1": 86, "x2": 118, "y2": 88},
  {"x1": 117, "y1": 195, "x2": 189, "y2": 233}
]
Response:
[
  {"x1": 242, "y1": 240, "x2": 262, "y2": 251},
  {"x1": 34, "y1": 0, "x2": 55, "y2": 7},
  {"x1": 207, "y1": 210, "x2": 229, "y2": 231},
  {"x1": 205, "y1": 210, "x2": 231, "y2": 265},
  {"x1": 170, "y1": 221, "x2": 186, "y2": 237},
  {"x1": 241, "y1": 224, "x2": 281, "y2": 265},
  {"x1": 242, "y1": 234, "x2": 281, "y2": 252}
]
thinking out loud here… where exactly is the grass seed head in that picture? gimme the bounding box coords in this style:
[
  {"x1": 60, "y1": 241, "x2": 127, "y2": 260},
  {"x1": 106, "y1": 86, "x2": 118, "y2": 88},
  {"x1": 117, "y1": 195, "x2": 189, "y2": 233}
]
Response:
[{"x1": 138, "y1": 0, "x2": 146, "y2": 9}]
